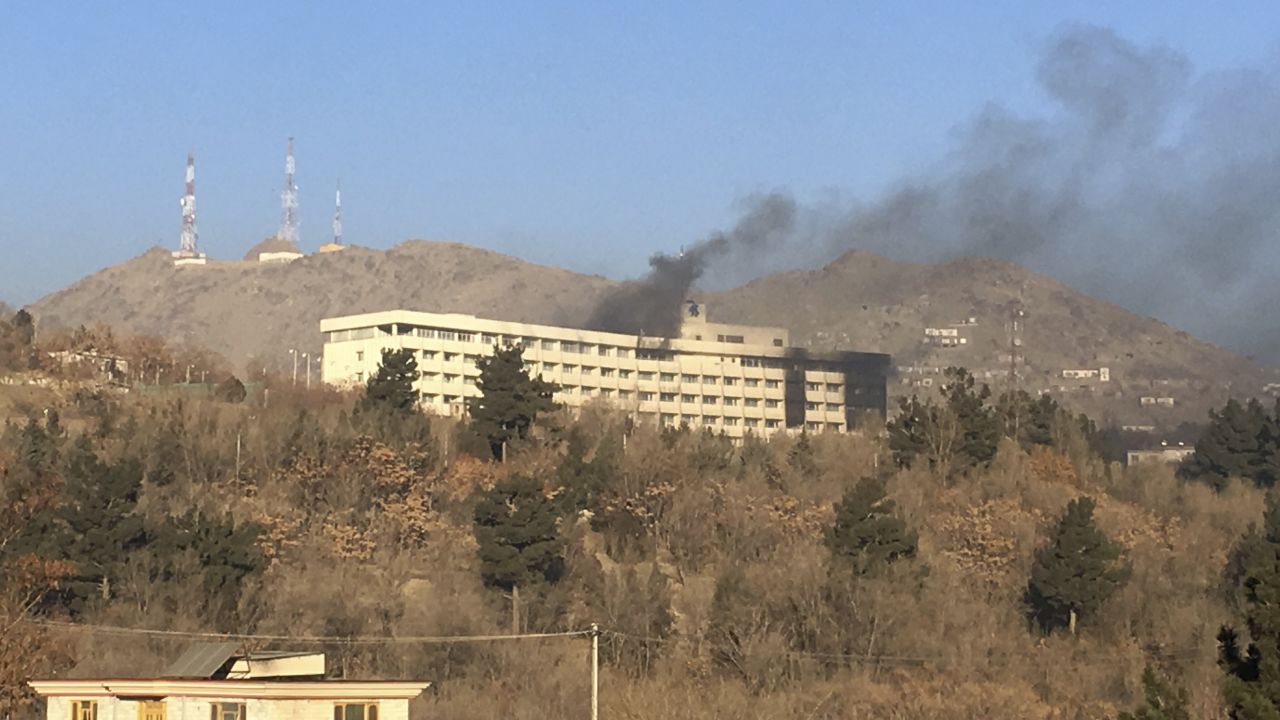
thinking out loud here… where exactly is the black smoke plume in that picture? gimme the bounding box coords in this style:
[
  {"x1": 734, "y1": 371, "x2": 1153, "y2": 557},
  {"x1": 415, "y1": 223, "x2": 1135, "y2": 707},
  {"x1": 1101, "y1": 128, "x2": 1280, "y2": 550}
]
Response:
[
  {"x1": 840, "y1": 25, "x2": 1280, "y2": 361},
  {"x1": 587, "y1": 193, "x2": 794, "y2": 337},
  {"x1": 660, "y1": 25, "x2": 1280, "y2": 362}
]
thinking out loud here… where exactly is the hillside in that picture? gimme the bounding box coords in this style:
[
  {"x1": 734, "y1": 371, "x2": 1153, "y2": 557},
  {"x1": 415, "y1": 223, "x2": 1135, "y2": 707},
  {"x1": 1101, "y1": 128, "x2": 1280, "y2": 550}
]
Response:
[
  {"x1": 708, "y1": 251, "x2": 1275, "y2": 425},
  {"x1": 31, "y1": 241, "x2": 1275, "y2": 427},
  {"x1": 31, "y1": 242, "x2": 618, "y2": 371}
]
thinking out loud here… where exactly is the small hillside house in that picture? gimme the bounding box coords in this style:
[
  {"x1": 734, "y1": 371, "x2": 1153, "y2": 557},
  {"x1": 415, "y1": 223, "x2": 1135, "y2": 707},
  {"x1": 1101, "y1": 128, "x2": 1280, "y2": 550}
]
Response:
[{"x1": 29, "y1": 644, "x2": 429, "y2": 720}]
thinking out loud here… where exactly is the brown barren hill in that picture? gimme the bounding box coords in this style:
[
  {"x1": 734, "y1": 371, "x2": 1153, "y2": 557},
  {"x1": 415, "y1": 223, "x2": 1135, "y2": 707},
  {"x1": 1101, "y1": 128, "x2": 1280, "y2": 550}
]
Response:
[
  {"x1": 31, "y1": 241, "x2": 618, "y2": 373},
  {"x1": 31, "y1": 242, "x2": 1274, "y2": 425},
  {"x1": 710, "y1": 250, "x2": 1273, "y2": 425}
]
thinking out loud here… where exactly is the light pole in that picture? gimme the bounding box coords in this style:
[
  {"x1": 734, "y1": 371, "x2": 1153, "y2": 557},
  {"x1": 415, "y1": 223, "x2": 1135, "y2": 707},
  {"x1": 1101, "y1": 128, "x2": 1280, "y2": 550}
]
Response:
[
  {"x1": 591, "y1": 623, "x2": 599, "y2": 720},
  {"x1": 289, "y1": 349, "x2": 298, "y2": 386},
  {"x1": 186, "y1": 364, "x2": 194, "y2": 384},
  {"x1": 302, "y1": 352, "x2": 311, "y2": 390}
]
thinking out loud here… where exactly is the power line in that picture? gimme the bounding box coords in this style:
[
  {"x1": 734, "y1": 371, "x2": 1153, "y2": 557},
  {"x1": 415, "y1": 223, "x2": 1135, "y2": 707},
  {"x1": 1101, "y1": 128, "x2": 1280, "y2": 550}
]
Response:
[
  {"x1": 29, "y1": 620, "x2": 1211, "y2": 668},
  {"x1": 602, "y1": 630, "x2": 1208, "y2": 667},
  {"x1": 603, "y1": 630, "x2": 929, "y2": 666},
  {"x1": 29, "y1": 619, "x2": 592, "y2": 645}
]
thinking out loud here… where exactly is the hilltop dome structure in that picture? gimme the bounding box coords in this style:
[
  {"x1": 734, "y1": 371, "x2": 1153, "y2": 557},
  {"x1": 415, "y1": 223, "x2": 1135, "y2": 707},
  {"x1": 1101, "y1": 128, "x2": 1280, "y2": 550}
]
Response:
[{"x1": 244, "y1": 236, "x2": 304, "y2": 264}]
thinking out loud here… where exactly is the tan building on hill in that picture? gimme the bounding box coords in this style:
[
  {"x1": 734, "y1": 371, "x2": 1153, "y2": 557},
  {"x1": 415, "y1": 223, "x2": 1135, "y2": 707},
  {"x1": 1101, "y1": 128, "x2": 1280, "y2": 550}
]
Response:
[
  {"x1": 320, "y1": 305, "x2": 890, "y2": 438},
  {"x1": 30, "y1": 646, "x2": 429, "y2": 720}
]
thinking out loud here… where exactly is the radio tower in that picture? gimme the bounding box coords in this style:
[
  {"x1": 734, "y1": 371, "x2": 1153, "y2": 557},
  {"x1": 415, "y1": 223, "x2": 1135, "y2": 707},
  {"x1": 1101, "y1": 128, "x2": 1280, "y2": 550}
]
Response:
[
  {"x1": 172, "y1": 151, "x2": 206, "y2": 265},
  {"x1": 279, "y1": 137, "x2": 299, "y2": 245},
  {"x1": 332, "y1": 183, "x2": 343, "y2": 246},
  {"x1": 179, "y1": 151, "x2": 198, "y2": 254}
]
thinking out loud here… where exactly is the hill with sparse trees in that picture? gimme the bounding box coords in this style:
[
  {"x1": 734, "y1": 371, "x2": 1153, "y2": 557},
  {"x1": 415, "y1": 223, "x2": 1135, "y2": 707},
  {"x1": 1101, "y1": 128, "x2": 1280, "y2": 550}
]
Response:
[{"x1": 29, "y1": 241, "x2": 1276, "y2": 432}]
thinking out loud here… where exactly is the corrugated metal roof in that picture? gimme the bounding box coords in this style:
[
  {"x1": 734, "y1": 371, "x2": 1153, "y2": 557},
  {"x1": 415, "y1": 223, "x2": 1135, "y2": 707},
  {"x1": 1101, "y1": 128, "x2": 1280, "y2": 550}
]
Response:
[
  {"x1": 163, "y1": 642, "x2": 239, "y2": 678},
  {"x1": 243, "y1": 651, "x2": 313, "y2": 660}
]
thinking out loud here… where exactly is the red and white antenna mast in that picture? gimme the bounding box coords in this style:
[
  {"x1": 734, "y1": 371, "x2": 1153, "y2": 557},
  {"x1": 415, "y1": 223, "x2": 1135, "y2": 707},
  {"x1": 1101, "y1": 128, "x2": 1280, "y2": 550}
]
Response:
[
  {"x1": 280, "y1": 137, "x2": 299, "y2": 245},
  {"x1": 178, "y1": 151, "x2": 198, "y2": 255}
]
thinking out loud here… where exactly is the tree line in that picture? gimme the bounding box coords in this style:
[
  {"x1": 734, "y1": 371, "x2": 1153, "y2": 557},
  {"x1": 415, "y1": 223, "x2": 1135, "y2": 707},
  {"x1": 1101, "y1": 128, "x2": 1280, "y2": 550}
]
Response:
[{"x1": 3, "y1": 334, "x2": 1280, "y2": 717}]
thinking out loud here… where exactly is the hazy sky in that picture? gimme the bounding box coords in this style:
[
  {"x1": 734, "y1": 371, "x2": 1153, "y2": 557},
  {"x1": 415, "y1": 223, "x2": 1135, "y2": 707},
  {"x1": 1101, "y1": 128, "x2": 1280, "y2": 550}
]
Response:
[{"x1": 2, "y1": 2, "x2": 1278, "y2": 308}]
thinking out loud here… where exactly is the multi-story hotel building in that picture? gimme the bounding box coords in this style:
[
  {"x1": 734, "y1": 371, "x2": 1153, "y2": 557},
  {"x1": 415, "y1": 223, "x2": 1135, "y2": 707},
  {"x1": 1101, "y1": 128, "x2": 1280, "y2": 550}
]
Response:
[{"x1": 320, "y1": 304, "x2": 889, "y2": 438}]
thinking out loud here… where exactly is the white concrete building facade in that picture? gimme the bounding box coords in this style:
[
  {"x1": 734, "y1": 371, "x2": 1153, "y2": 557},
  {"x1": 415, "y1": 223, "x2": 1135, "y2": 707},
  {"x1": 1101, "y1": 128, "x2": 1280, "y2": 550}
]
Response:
[
  {"x1": 321, "y1": 308, "x2": 890, "y2": 438},
  {"x1": 29, "y1": 680, "x2": 430, "y2": 720}
]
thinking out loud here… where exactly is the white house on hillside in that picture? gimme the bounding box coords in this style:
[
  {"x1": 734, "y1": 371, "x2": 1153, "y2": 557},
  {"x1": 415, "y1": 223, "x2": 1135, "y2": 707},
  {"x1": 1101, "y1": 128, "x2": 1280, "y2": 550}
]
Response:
[{"x1": 30, "y1": 644, "x2": 429, "y2": 720}]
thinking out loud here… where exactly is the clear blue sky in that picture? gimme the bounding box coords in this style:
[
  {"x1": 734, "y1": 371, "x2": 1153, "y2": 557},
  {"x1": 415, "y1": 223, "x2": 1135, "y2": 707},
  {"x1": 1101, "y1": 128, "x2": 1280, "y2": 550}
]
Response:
[{"x1": 1, "y1": 2, "x2": 1277, "y2": 305}]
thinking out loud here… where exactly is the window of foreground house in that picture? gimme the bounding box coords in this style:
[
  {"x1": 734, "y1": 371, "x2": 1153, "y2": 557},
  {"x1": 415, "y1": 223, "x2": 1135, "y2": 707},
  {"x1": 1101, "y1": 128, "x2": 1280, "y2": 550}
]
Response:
[
  {"x1": 334, "y1": 704, "x2": 378, "y2": 720},
  {"x1": 72, "y1": 701, "x2": 97, "y2": 720},
  {"x1": 211, "y1": 703, "x2": 245, "y2": 720},
  {"x1": 138, "y1": 701, "x2": 165, "y2": 720}
]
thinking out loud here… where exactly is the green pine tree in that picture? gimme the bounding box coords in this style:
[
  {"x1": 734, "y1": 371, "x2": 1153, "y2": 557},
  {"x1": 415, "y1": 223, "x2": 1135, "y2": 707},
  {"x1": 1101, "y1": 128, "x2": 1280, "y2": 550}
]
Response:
[
  {"x1": 360, "y1": 348, "x2": 421, "y2": 414},
  {"x1": 467, "y1": 344, "x2": 558, "y2": 460},
  {"x1": 12, "y1": 309, "x2": 34, "y2": 344},
  {"x1": 1220, "y1": 494, "x2": 1280, "y2": 718},
  {"x1": 34, "y1": 438, "x2": 148, "y2": 613},
  {"x1": 1024, "y1": 393, "x2": 1061, "y2": 447},
  {"x1": 1256, "y1": 399, "x2": 1280, "y2": 488},
  {"x1": 1117, "y1": 666, "x2": 1191, "y2": 720},
  {"x1": 214, "y1": 375, "x2": 247, "y2": 403},
  {"x1": 825, "y1": 476, "x2": 918, "y2": 576},
  {"x1": 788, "y1": 431, "x2": 818, "y2": 478},
  {"x1": 1182, "y1": 398, "x2": 1266, "y2": 490},
  {"x1": 149, "y1": 512, "x2": 265, "y2": 624},
  {"x1": 941, "y1": 367, "x2": 998, "y2": 467},
  {"x1": 473, "y1": 474, "x2": 565, "y2": 629},
  {"x1": 555, "y1": 426, "x2": 620, "y2": 514},
  {"x1": 996, "y1": 389, "x2": 1063, "y2": 448},
  {"x1": 13, "y1": 417, "x2": 59, "y2": 479},
  {"x1": 887, "y1": 394, "x2": 935, "y2": 468},
  {"x1": 1025, "y1": 496, "x2": 1129, "y2": 634}
]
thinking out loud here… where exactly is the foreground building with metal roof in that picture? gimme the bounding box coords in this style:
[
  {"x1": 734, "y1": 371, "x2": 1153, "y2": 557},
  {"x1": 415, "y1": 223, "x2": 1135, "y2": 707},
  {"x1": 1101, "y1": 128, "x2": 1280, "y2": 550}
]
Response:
[{"x1": 30, "y1": 646, "x2": 429, "y2": 720}]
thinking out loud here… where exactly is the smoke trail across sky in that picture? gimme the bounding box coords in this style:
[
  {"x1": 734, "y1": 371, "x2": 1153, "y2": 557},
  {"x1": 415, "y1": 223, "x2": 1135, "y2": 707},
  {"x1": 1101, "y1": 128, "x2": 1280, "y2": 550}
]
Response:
[{"x1": 596, "y1": 24, "x2": 1280, "y2": 362}]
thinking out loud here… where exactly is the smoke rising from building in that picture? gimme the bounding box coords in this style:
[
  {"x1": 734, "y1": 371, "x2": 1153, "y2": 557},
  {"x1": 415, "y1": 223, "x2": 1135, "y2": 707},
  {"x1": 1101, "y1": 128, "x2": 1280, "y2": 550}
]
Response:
[
  {"x1": 587, "y1": 193, "x2": 795, "y2": 337},
  {"x1": 598, "y1": 25, "x2": 1280, "y2": 361}
]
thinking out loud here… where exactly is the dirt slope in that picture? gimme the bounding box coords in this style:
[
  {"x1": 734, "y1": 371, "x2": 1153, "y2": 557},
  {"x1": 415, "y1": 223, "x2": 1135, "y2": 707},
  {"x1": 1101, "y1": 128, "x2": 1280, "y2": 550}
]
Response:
[{"x1": 32, "y1": 241, "x2": 617, "y2": 370}]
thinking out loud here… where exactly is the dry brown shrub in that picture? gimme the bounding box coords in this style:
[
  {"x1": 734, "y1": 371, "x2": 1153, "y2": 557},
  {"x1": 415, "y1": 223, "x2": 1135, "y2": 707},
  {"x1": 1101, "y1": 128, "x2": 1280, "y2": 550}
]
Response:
[
  {"x1": 934, "y1": 495, "x2": 1044, "y2": 588},
  {"x1": 254, "y1": 511, "x2": 305, "y2": 566},
  {"x1": 440, "y1": 454, "x2": 501, "y2": 500},
  {"x1": 1027, "y1": 446, "x2": 1081, "y2": 488},
  {"x1": 322, "y1": 522, "x2": 377, "y2": 561}
]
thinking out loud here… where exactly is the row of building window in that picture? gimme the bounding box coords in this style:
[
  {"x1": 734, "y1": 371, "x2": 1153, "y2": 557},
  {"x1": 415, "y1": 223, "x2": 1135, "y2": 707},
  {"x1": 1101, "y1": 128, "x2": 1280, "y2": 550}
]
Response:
[
  {"x1": 358, "y1": 351, "x2": 823, "y2": 386},
  {"x1": 403, "y1": 326, "x2": 642, "y2": 358},
  {"x1": 70, "y1": 702, "x2": 378, "y2": 720},
  {"x1": 652, "y1": 414, "x2": 844, "y2": 432},
  {"x1": 326, "y1": 328, "x2": 378, "y2": 343},
  {"x1": 660, "y1": 414, "x2": 781, "y2": 429},
  {"x1": 368, "y1": 351, "x2": 849, "y2": 393},
  {"x1": 340, "y1": 331, "x2": 868, "y2": 378},
  {"x1": 418, "y1": 388, "x2": 843, "y2": 415}
]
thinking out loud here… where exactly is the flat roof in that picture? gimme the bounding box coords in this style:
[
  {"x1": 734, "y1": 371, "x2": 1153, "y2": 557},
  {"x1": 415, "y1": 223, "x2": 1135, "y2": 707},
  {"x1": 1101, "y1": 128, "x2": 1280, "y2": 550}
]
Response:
[
  {"x1": 29, "y1": 679, "x2": 430, "y2": 700},
  {"x1": 321, "y1": 309, "x2": 889, "y2": 366}
]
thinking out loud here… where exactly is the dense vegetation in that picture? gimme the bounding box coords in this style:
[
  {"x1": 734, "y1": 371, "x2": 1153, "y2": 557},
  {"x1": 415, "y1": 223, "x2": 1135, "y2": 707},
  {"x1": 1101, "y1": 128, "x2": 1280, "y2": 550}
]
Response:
[{"x1": 2, "y1": 322, "x2": 1279, "y2": 718}]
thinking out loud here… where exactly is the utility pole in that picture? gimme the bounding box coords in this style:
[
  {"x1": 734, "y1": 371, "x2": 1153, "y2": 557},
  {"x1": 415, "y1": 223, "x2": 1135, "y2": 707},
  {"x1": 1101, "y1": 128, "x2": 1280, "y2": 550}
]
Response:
[
  {"x1": 591, "y1": 623, "x2": 599, "y2": 720},
  {"x1": 303, "y1": 352, "x2": 311, "y2": 390},
  {"x1": 289, "y1": 349, "x2": 298, "y2": 386}
]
